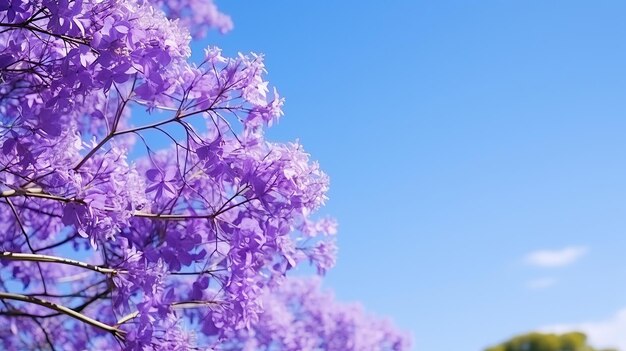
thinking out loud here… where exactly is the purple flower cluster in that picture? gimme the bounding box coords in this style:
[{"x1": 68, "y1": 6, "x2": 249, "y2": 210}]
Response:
[
  {"x1": 222, "y1": 277, "x2": 413, "y2": 351},
  {"x1": 0, "y1": 0, "x2": 410, "y2": 349}
]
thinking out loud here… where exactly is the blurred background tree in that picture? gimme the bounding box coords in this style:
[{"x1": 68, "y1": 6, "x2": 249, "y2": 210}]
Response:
[{"x1": 485, "y1": 332, "x2": 619, "y2": 351}]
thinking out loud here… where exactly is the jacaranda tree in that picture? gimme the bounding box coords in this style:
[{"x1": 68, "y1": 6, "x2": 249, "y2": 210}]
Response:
[{"x1": 0, "y1": 0, "x2": 410, "y2": 349}]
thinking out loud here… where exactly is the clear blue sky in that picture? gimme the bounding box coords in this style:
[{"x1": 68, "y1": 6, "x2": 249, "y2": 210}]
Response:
[{"x1": 192, "y1": 1, "x2": 626, "y2": 350}]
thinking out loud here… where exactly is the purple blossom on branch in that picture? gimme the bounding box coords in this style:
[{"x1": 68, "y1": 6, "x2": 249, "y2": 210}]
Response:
[
  {"x1": 0, "y1": 0, "x2": 411, "y2": 349},
  {"x1": 222, "y1": 277, "x2": 413, "y2": 351}
]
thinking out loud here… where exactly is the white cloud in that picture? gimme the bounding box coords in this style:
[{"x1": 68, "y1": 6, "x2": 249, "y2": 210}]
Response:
[
  {"x1": 524, "y1": 246, "x2": 588, "y2": 268},
  {"x1": 526, "y1": 277, "x2": 557, "y2": 290},
  {"x1": 542, "y1": 308, "x2": 626, "y2": 350}
]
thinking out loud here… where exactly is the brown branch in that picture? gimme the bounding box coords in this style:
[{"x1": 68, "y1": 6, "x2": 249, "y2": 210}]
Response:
[
  {"x1": 131, "y1": 212, "x2": 215, "y2": 221},
  {"x1": 0, "y1": 22, "x2": 91, "y2": 47},
  {"x1": 0, "y1": 252, "x2": 120, "y2": 275},
  {"x1": 34, "y1": 233, "x2": 79, "y2": 253},
  {"x1": 116, "y1": 300, "x2": 220, "y2": 326},
  {"x1": 1, "y1": 187, "x2": 256, "y2": 222},
  {"x1": 0, "y1": 292, "x2": 124, "y2": 338}
]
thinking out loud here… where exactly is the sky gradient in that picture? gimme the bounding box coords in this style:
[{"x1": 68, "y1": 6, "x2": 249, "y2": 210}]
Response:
[{"x1": 189, "y1": 2, "x2": 626, "y2": 350}]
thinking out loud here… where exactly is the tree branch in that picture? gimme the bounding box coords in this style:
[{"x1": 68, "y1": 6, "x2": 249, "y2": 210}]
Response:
[
  {"x1": 0, "y1": 292, "x2": 124, "y2": 338},
  {"x1": 116, "y1": 300, "x2": 220, "y2": 326},
  {"x1": 0, "y1": 252, "x2": 121, "y2": 275}
]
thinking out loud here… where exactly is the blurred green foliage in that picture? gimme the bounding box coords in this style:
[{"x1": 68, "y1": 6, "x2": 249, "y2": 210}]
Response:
[{"x1": 484, "y1": 331, "x2": 618, "y2": 351}]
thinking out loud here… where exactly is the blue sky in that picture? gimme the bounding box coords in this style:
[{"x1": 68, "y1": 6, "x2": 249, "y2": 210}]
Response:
[{"x1": 192, "y1": 1, "x2": 626, "y2": 350}]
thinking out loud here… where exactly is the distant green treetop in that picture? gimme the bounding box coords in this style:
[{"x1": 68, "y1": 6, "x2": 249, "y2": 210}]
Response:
[{"x1": 485, "y1": 331, "x2": 618, "y2": 351}]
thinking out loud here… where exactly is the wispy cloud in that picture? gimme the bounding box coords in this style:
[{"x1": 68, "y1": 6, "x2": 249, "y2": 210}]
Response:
[
  {"x1": 542, "y1": 308, "x2": 626, "y2": 350},
  {"x1": 526, "y1": 277, "x2": 557, "y2": 290},
  {"x1": 524, "y1": 246, "x2": 588, "y2": 268}
]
